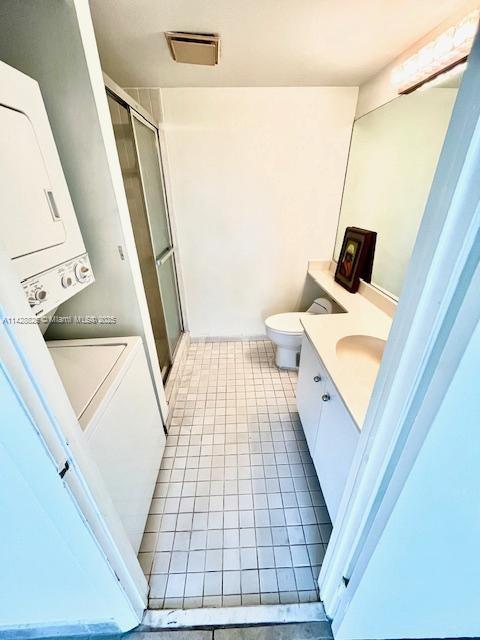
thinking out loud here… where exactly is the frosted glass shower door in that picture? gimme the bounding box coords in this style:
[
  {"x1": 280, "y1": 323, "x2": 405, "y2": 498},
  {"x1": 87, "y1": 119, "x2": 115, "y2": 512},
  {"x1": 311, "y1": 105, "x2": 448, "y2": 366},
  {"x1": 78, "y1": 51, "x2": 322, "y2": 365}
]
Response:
[
  {"x1": 131, "y1": 113, "x2": 183, "y2": 357},
  {"x1": 107, "y1": 93, "x2": 172, "y2": 377}
]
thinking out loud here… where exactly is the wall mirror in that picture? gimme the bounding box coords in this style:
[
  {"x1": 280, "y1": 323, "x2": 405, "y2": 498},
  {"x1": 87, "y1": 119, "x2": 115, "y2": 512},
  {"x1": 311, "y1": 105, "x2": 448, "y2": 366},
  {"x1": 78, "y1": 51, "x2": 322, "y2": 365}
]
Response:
[{"x1": 334, "y1": 62, "x2": 465, "y2": 299}]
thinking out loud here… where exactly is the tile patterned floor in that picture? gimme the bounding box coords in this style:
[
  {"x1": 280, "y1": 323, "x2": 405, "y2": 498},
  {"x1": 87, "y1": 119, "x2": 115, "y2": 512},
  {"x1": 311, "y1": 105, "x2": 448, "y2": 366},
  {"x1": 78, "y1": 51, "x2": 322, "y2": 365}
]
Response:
[{"x1": 138, "y1": 339, "x2": 332, "y2": 609}]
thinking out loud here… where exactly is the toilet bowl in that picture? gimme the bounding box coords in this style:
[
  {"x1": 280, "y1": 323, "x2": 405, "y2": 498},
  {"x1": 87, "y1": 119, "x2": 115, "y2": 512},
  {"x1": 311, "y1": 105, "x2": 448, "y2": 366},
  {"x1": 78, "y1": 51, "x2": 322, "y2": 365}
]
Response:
[{"x1": 265, "y1": 298, "x2": 332, "y2": 369}]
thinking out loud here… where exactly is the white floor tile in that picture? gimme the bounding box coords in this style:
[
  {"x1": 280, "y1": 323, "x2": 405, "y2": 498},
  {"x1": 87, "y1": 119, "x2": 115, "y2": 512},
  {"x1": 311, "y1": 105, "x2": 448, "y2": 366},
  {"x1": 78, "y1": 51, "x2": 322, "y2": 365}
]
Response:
[
  {"x1": 185, "y1": 572, "x2": 204, "y2": 597},
  {"x1": 141, "y1": 339, "x2": 329, "y2": 608},
  {"x1": 170, "y1": 551, "x2": 188, "y2": 573},
  {"x1": 241, "y1": 569, "x2": 260, "y2": 594},
  {"x1": 187, "y1": 550, "x2": 206, "y2": 573},
  {"x1": 223, "y1": 548, "x2": 240, "y2": 571},
  {"x1": 204, "y1": 571, "x2": 222, "y2": 596},
  {"x1": 150, "y1": 573, "x2": 167, "y2": 598},
  {"x1": 223, "y1": 570, "x2": 241, "y2": 595},
  {"x1": 259, "y1": 568, "x2": 278, "y2": 592},
  {"x1": 165, "y1": 573, "x2": 186, "y2": 598}
]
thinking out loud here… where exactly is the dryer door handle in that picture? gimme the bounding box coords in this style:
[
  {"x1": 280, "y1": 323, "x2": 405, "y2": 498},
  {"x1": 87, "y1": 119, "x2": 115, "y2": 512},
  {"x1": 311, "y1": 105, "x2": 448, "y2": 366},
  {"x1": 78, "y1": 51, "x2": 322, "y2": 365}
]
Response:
[{"x1": 45, "y1": 189, "x2": 61, "y2": 221}]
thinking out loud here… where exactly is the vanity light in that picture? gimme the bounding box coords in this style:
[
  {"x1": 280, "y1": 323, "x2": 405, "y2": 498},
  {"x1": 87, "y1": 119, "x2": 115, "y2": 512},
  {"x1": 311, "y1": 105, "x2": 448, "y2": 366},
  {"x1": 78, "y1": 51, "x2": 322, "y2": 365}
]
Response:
[
  {"x1": 391, "y1": 8, "x2": 479, "y2": 93},
  {"x1": 417, "y1": 61, "x2": 467, "y2": 91}
]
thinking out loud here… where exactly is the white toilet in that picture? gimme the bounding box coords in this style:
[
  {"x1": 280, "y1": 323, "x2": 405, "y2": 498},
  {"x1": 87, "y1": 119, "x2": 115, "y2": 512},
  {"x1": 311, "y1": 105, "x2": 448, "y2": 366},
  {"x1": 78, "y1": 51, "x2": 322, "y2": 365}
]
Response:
[{"x1": 265, "y1": 298, "x2": 332, "y2": 369}]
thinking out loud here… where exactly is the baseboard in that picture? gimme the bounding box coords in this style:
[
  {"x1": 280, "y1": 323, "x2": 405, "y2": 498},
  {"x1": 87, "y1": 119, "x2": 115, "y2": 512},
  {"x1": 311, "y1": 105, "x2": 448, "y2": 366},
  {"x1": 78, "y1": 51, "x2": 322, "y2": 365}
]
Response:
[{"x1": 190, "y1": 335, "x2": 268, "y2": 343}]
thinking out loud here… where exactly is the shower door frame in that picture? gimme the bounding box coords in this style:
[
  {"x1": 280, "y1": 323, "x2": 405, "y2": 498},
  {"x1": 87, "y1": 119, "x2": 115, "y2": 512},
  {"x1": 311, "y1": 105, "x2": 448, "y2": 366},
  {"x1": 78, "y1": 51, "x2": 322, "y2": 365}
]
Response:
[
  {"x1": 105, "y1": 76, "x2": 185, "y2": 376},
  {"x1": 130, "y1": 110, "x2": 184, "y2": 364}
]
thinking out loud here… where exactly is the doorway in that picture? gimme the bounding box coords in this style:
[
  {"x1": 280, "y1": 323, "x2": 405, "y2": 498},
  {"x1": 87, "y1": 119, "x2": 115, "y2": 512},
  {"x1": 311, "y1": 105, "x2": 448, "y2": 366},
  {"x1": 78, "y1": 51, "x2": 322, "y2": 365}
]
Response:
[{"x1": 107, "y1": 91, "x2": 183, "y2": 380}]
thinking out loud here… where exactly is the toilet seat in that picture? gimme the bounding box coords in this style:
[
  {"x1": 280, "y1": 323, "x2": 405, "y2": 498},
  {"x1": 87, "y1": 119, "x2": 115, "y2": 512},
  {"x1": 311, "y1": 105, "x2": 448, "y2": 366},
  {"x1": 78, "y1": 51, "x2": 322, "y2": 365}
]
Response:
[{"x1": 265, "y1": 312, "x2": 308, "y2": 335}]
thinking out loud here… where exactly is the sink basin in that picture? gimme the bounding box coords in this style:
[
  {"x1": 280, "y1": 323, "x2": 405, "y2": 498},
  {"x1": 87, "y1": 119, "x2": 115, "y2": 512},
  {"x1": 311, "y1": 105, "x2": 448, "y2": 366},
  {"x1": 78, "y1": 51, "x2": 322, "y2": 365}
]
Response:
[{"x1": 336, "y1": 335, "x2": 386, "y2": 372}]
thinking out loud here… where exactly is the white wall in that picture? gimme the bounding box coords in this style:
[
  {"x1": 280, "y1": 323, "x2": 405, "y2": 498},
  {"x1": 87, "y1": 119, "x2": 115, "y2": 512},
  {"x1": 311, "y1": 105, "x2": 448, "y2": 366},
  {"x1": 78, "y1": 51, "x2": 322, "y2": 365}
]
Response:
[
  {"x1": 160, "y1": 87, "x2": 358, "y2": 337},
  {"x1": 336, "y1": 317, "x2": 480, "y2": 639}
]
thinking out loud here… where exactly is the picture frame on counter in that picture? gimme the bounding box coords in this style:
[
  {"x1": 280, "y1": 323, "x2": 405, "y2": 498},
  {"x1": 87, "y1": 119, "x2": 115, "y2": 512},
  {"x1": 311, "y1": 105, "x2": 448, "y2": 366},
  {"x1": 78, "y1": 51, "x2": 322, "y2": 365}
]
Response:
[{"x1": 335, "y1": 227, "x2": 377, "y2": 293}]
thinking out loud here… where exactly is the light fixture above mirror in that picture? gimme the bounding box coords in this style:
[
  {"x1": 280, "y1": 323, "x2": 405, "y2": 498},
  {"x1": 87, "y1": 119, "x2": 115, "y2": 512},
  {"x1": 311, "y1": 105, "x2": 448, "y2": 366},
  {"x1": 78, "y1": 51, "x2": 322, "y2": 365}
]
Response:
[{"x1": 391, "y1": 9, "x2": 478, "y2": 94}]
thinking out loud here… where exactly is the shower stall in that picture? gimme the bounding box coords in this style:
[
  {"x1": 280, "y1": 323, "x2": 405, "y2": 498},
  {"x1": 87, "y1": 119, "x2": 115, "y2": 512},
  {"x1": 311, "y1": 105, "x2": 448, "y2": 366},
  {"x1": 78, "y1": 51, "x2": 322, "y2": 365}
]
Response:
[{"x1": 106, "y1": 84, "x2": 183, "y2": 379}]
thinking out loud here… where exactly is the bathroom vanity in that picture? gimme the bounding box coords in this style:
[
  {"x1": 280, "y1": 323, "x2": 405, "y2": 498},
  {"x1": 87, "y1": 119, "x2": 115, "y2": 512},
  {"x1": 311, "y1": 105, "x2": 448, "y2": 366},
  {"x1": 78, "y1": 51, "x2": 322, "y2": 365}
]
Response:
[
  {"x1": 301, "y1": 72, "x2": 459, "y2": 523},
  {"x1": 297, "y1": 262, "x2": 393, "y2": 522}
]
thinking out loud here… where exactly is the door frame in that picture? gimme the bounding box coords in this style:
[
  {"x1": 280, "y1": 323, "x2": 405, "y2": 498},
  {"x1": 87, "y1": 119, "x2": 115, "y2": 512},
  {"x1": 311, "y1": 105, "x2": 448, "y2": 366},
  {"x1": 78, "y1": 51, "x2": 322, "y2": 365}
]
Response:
[{"x1": 320, "y1": 31, "x2": 480, "y2": 632}]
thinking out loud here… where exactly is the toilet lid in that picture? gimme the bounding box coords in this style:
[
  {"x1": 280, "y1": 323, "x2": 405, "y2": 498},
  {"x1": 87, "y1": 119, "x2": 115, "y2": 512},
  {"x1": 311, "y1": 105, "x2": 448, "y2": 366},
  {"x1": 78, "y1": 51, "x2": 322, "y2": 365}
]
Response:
[{"x1": 265, "y1": 312, "x2": 307, "y2": 335}]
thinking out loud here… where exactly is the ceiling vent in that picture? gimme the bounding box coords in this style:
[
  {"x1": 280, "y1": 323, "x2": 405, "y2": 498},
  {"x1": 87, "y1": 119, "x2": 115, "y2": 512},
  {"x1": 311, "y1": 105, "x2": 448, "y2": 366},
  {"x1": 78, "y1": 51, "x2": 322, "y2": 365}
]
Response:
[{"x1": 165, "y1": 32, "x2": 220, "y2": 66}]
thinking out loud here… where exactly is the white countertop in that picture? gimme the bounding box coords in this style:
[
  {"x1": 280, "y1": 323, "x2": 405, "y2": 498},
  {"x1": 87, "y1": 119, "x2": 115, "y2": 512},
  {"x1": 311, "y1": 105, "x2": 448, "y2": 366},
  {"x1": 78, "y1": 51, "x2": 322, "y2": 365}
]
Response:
[{"x1": 301, "y1": 265, "x2": 393, "y2": 429}]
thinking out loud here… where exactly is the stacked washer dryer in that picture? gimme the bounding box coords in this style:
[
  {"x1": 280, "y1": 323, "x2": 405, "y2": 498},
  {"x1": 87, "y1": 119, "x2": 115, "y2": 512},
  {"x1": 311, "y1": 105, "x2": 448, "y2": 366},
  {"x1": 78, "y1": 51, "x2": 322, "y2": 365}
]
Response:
[
  {"x1": 0, "y1": 61, "x2": 94, "y2": 316},
  {"x1": 0, "y1": 60, "x2": 165, "y2": 554}
]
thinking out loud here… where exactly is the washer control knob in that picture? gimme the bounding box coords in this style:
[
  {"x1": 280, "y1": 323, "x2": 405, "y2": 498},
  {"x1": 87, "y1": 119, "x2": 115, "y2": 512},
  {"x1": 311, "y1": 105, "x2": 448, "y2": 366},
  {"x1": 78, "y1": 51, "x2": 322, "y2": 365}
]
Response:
[
  {"x1": 61, "y1": 275, "x2": 73, "y2": 288},
  {"x1": 74, "y1": 263, "x2": 90, "y2": 283},
  {"x1": 34, "y1": 289, "x2": 47, "y2": 301}
]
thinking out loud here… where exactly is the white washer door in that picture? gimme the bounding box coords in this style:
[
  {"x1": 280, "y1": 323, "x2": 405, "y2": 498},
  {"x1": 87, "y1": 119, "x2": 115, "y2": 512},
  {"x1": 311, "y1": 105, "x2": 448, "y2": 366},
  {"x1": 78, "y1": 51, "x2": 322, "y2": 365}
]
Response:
[{"x1": 0, "y1": 105, "x2": 66, "y2": 260}]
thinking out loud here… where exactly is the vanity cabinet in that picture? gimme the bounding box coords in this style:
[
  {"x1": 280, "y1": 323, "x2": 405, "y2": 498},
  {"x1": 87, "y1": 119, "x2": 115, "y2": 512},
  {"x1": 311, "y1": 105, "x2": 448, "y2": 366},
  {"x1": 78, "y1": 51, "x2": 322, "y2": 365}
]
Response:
[
  {"x1": 297, "y1": 334, "x2": 359, "y2": 523},
  {"x1": 296, "y1": 336, "x2": 327, "y2": 452}
]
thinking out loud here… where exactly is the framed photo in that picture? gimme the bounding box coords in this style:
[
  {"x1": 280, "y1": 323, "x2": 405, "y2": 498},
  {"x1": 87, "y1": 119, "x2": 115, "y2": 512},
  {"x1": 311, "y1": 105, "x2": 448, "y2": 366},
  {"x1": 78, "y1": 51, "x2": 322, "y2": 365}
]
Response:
[{"x1": 335, "y1": 227, "x2": 377, "y2": 293}]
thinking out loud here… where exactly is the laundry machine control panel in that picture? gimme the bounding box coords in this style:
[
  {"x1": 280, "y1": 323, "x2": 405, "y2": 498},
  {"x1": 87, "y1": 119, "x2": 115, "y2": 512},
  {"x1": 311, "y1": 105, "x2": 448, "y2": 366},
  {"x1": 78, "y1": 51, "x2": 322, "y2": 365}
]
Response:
[{"x1": 23, "y1": 253, "x2": 94, "y2": 316}]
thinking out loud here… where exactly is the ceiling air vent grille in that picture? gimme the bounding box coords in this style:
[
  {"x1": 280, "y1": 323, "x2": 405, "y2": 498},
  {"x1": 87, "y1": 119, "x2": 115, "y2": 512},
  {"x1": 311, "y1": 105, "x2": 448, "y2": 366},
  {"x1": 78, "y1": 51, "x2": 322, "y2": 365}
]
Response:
[{"x1": 165, "y1": 32, "x2": 220, "y2": 66}]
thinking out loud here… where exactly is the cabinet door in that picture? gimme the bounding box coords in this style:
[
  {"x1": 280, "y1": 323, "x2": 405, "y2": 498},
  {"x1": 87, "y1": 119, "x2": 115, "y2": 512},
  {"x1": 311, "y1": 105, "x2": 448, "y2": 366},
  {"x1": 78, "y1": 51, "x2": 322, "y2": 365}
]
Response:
[
  {"x1": 296, "y1": 335, "x2": 326, "y2": 453},
  {"x1": 313, "y1": 380, "x2": 359, "y2": 523}
]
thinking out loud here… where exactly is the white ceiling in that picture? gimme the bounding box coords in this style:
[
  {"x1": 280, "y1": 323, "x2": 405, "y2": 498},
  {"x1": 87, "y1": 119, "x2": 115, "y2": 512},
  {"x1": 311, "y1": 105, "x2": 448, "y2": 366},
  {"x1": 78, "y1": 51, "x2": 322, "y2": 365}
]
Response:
[{"x1": 90, "y1": 0, "x2": 474, "y2": 88}]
